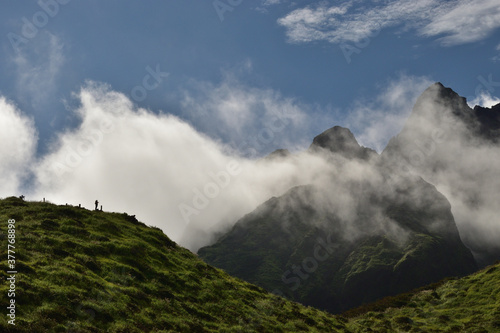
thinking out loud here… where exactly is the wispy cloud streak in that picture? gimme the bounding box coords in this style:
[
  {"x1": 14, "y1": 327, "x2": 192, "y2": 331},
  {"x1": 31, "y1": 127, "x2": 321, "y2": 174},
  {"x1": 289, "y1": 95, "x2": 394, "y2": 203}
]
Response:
[{"x1": 278, "y1": 0, "x2": 500, "y2": 46}]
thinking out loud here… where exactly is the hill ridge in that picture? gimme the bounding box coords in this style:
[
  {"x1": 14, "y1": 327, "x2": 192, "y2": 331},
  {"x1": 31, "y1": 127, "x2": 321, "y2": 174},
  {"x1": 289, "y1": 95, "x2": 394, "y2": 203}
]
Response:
[{"x1": 0, "y1": 196, "x2": 346, "y2": 332}]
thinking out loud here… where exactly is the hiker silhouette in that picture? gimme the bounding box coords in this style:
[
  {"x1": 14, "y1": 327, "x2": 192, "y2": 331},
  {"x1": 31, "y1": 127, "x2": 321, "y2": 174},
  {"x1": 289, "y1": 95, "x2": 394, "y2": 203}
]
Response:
[{"x1": 95, "y1": 200, "x2": 99, "y2": 210}]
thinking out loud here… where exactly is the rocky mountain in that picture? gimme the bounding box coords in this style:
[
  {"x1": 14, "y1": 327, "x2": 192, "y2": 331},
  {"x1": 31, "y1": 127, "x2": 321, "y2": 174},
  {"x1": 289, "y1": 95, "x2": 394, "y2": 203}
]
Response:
[
  {"x1": 382, "y1": 82, "x2": 500, "y2": 266},
  {"x1": 198, "y1": 178, "x2": 476, "y2": 313},
  {"x1": 473, "y1": 103, "x2": 500, "y2": 140},
  {"x1": 199, "y1": 108, "x2": 479, "y2": 313},
  {"x1": 309, "y1": 126, "x2": 377, "y2": 160}
]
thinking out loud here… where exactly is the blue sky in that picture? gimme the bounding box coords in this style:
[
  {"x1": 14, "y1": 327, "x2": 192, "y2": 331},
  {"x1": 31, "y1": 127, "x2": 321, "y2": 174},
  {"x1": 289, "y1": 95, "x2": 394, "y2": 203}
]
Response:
[
  {"x1": 1, "y1": 1, "x2": 500, "y2": 245},
  {"x1": 2, "y1": 0, "x2": 499, "y2": 154}
]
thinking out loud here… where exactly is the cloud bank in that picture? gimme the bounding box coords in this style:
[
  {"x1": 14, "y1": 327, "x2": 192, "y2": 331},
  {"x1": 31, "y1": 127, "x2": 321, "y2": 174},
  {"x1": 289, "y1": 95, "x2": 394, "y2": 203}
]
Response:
[
  {"x1": 5, "y1": 81, "x2": 332, "y2": 251},
  {"x1": 3, "y1": 75, "x2": 421, "y2": 251}
]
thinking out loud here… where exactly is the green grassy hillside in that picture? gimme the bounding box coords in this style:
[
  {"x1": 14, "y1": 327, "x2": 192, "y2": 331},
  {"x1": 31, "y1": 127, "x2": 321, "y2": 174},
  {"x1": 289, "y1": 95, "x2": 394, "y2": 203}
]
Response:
[
  {"x1": 0, "y1": 197, "x2": 346, "y2": 332},
  {"x1": 1, "y1": 196, "x2": 497, "y2": 332},
  {"x1": 345, "y1": 261, "x2": 500, "y2": 332}
]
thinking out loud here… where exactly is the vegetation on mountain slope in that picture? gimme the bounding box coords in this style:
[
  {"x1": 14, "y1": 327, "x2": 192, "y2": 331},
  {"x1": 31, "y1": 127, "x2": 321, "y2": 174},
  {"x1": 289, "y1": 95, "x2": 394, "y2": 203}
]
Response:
[
  {"x1": 0, "y1": 196, "x2": 497, "y2": 332},
  {"x1": 0, "y1": 197, "x2": 346, "y2": 332},
  {"x1": 346, "y1": 261, "x2": 500, "y2": 332}
]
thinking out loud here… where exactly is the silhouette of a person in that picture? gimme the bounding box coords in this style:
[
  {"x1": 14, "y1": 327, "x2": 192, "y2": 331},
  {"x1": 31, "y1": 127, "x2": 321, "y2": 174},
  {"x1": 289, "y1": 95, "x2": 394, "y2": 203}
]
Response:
[{"x1": 95, "y1": 200, "x2": 99, "y2": 210}]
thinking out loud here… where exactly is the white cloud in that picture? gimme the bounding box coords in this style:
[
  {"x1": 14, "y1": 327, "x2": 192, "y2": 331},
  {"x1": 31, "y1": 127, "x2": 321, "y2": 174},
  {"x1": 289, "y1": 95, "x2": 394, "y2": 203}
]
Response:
[
  {"x1": 180, "y1": 73, "x2": 336, "y2": 156},
  {"x1": 277, "y1": 3, "x2": 354, "y2": 43},
  {"x1": 31, "y1": 82, "x2": 335, "y2": 251},
  {"x1": 469, "y1": 91, "x2": 500, "y2": 108},
  {"x1": 277, "y1": 0, "x2": 500, "y2": 46},
  {"x1": 0, "y1": 97, "x2": 37, "y2": 197},
  {"x1": 25, "y1": 79, "x2": 440, "y2": 253},
  {"x1": 262, "y1": 0, "x2": 284, "y2": 6},
  {"x1": 421, "y1": 0, "x2": 500, "y2": 46}
]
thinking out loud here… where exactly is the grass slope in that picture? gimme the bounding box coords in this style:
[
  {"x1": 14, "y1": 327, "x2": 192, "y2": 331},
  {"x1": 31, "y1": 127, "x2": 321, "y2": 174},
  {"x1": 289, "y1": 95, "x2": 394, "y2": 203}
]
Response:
[
  {"x1": 0, "y1": 197, "x2": 346, "y2": 332},
  {"x1": 345, "y1": 261, "x2": 500, "y2": 332}
]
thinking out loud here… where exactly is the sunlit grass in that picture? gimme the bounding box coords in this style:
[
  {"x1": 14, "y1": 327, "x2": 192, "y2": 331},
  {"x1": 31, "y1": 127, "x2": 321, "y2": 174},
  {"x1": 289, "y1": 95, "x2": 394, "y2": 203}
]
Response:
[
  {"x1": 0, "y1": 196, "x2": 345, "y2": 332},
  {"x1": 346, "y1": 261, "x2": 500, "y2": 332}
]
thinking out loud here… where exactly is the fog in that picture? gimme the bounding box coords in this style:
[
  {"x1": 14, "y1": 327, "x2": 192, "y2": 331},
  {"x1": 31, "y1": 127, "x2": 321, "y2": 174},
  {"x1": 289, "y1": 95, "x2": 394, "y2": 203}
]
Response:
[
  {"x1": 1, "y1": 80, "x2": 499, "y2": 262},
  {"x1": 382, "y1": 83, "x2": 500, "y2": 264},
  {"x1": 2, "y1": 82, "x2": 337, "y2": 250}
]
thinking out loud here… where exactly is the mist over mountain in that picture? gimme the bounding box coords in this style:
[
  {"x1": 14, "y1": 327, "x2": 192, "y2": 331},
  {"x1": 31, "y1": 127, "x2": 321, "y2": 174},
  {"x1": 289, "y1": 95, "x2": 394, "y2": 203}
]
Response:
[
  {"x1": 198, "y1": 120, "x2": 478, "y2": 313},
  {"x1": 198, "y1": 82, "x2": 500, "y2": 313},
  {"x1": 308, "y1": 126, "x2": 377, "y2": 160},
  {"x1": 198, "y1": 176, "x2": 478, "y2": 312},
  {"x1": 2, "y1": 81, "x2": 498, "y2": 267},
  {"x1": 3, "y1": 1, "x2": 500, "y2": 330},
  {"x1": 383, "y1": 82, "x2": 500, "y2": 266},
  {"x1": 1, "y1": 73, "x2": 499, "y2": 324}
]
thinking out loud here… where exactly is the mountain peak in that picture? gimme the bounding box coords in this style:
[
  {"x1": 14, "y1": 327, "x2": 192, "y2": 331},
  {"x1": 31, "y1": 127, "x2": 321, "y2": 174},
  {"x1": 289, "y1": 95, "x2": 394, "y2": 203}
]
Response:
[
  {"x1": 416, "y1": 82, "x2": 470, "y2": 116},
  {"x1": 309, "y1": 126, "x2": 376, "y2": 159},
  {"x1": 263, "y1": 148, "x2": 291, "y2": 161},
  {"x1": 405, "y1": 82, "x2": 500, "y2": 141},
  {"x1": 310, "y1": 126, "x2": 360, "y2": 152}
]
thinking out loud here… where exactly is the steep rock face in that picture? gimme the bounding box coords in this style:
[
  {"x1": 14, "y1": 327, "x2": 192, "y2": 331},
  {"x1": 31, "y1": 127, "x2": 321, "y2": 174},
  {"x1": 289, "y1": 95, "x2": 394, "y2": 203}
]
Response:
[
  {"x1": 382, "y1": 82, "x2": 500, "y2": 266},
  {"x1": 473, "y1": 103, "x2": 500, "y2": 140}
]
